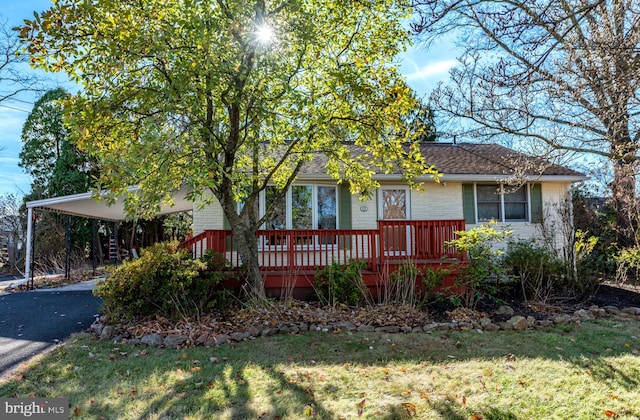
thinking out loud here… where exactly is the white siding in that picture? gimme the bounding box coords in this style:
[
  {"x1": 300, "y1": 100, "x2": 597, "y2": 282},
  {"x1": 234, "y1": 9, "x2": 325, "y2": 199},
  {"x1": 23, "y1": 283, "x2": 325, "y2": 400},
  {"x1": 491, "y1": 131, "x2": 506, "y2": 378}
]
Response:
[
  {"x1": 411, "y1": 183, "x2": 464, "y2": 220},
  {"x1": 192, "y1": 192, "x2": 225, "y2": 235},
  {"x1": 465, "y1": 182, "x2": 573, "y2": 254},
  {"x1": 350, "y1": 194, "x2": 377, "y2": 229}
]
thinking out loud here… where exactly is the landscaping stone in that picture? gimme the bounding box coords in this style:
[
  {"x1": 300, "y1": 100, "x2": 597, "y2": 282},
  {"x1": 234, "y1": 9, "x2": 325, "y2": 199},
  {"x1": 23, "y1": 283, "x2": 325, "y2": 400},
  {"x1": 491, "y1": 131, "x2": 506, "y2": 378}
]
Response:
[
  {"x1": 496, "y1": 305, "x2": 515, "y2": 315},
  {"x1": 603, "y1": 306, "x2": 623, "y2": 315},
  {"x1": 483, "y1": 323, "x2": 500, "y2": 331},
  {"x1": 230, "y1": 331, "x2": 251, "y2": 342},
  {"x1": 507, "y1": 316, "x2": 529, "y2": 330},
  {"x1": 622, "y1": 307, "x2": 640, "y2": 316},
  {"x1": 400, "y1": 326, "x2": 413, "y2": 333},
  {"x1": 573, "y1": 309, "x2": 594, "y2": 321},
  {"x1": 260, "y1": 328, "x2": 277, "y2": 336},
  {"x1": 211, "y1": 334, "x2": 230, "y2": 345},
  {"x1": 299, "y1": 322, "x2": 309, "y2": 332},
  {"x1": 334, "y1": 321, "x2": 357, "y2": 332},
  {"x1": 164, "y1": 334, "x2": 188, "y2": 348},
  {"x1": 553, "y1": 314, "x2": 572, "y2": 324},
  {"x1": 538, "y1": 320, "x2": 553, "y2": 327},
  {"x1": 375, "y1": 326, "x2": 400, "y2": 333},
  {"x1": 99, "y1": 325, "x2": 115, "y2": 340},
  {"x1": 141, "y1": 333, "x2": 164, "y2": 347},
  {"x1": 195, "y1": 332, "x2": 210, "y2": 345},
  {"x1": 357, "y1": 324, "x2": 375, "y2": 333},
  {"x1": 89, "y1": 322, "x2": 104, "y2": 336}
]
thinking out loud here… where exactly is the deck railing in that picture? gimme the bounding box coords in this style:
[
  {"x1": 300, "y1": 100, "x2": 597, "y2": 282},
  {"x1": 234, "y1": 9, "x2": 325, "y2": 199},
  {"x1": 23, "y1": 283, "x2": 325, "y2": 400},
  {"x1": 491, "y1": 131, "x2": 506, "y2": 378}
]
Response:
[{"x1": 181, "y1": 219, "x2": 465, "y2": 272}]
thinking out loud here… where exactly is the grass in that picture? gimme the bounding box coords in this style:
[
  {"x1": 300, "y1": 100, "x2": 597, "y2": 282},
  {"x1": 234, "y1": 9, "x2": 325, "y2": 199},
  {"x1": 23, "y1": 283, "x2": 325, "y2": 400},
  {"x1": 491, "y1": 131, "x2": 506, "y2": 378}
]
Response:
[{"x1": 1, "y1": 319, "x2": 639, "y2": 419}]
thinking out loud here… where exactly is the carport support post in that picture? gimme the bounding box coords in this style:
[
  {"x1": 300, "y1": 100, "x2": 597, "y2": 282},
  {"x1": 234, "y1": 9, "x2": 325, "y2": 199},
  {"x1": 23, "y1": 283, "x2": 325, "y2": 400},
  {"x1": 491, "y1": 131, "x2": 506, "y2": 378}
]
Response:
[
  {"x1": 65, "y1": 215, "x2": 71, "y2": 280},
  {"x1": 24, "y1": 208, "x2": 36, "y2": 290},
  {"x1": 92, "y1": 219, "x2": 97, "y2": 276},
  {"x1": 113, "y1": 221, "x2": 119, "y2": 268}
]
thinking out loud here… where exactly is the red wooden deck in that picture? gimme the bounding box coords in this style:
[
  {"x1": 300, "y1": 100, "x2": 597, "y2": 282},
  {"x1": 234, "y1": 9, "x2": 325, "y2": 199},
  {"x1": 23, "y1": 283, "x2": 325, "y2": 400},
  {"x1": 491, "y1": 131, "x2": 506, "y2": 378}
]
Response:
[{"x1": 181, "y1": 219, "x2": 466, "y2": 298}]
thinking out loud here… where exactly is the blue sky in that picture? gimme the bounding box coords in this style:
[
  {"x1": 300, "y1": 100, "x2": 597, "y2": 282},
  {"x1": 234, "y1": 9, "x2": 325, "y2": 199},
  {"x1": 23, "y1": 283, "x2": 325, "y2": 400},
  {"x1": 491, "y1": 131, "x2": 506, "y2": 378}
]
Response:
[{"x1": 0, "y1": 2, "x2": 458, "y2": 197}]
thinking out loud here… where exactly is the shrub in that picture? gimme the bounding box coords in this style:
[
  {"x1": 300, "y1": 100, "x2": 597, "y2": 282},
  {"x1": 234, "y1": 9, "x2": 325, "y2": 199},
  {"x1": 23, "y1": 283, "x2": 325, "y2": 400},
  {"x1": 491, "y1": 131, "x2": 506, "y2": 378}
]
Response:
[
  {"x1": 445, "y1": 222, "x2": 511, "y2": 309},
  {"x1": 502, "y1": 238, "x2": 567, "y2": 302},
  {"x1": 95, "y1": 242, "x2": 229, "y2": 322},
  {"x1": 313, "y1": 260, "x2": 368, "y2": 306}
]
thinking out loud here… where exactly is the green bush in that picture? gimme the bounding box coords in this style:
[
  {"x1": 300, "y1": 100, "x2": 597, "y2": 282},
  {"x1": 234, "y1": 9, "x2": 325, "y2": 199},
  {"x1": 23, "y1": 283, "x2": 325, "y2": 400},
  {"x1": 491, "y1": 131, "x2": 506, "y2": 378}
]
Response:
[
  {"x1": 445, "y1": 222, "x2": 511, "y2": 309},
  {"x1": 313, "y1": 260, "x2": 368, "y2": 306},
  {"x1": 502, "y1": 238, "x2": 567, "y2": 302},
  {"x1": 95, "y1": 242, "x2": 229, "y2": 322}
]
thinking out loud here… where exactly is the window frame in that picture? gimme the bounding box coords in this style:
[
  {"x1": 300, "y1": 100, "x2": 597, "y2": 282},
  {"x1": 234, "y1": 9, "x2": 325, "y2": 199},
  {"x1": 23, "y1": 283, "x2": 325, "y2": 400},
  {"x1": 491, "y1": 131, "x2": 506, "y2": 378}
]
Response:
[
  {"x1": 474, "y1": 183, "x2": 530, "y2": 223},
  {"x1": 257, "y1": 183, "x2": 339, "y2": 249}
]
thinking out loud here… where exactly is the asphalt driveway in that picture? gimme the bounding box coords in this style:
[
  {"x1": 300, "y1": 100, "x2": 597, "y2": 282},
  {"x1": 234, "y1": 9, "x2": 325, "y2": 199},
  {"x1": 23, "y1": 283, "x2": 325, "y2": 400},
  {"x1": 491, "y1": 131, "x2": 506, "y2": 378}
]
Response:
[{"x1": 0, "y1": 288, "x2": 102, "y2": 377}]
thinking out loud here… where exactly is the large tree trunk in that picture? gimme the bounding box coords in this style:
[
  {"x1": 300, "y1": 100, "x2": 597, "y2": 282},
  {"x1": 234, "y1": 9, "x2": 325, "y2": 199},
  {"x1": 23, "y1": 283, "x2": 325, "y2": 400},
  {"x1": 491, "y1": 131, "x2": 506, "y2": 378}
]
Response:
[
  {"x1": 233, "y1": 224, "x2": 265, "y2": 298},
  {"x1": 610, "y1": 159, "x2": 638, "y2": 248}
]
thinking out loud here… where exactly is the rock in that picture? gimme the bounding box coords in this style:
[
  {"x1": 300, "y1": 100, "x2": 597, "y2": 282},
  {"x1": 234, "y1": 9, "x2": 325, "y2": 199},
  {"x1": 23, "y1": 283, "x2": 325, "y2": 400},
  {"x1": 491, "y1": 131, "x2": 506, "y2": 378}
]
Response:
[
  {"x1": 334, "y1": 321, "x2": 357, "y2": 332},
  {"x1": 456, "y1": 322, "x2": 474, "y2": 330},
  {"x1": 195, "y1": 332, "x2": 210, "y2": 345},
  {"x1": 204, "y1": 334, "x2": 231, "y2": 347},
  {"x1": 125, "y1": 338, "x2": 140, "y2": 346},
  {"x1": 141, "y1": 333, "x2": 164, "y2": 347},
  {"x1": 246, "y1": 326, "x2": 261, "y2": 337},
  {"x1": 89, "y1": 322, "x2": 104, "y2": 336},
  {"x1": 496, "y1": 305, "x2": 515, "y2": 315},
  {"x1": 164, "y1": 334, "x2": 188, "y2": 349},
  {"x1": 375, "y1": 326, "x2": 400, "y2": 333},
  {"x1": 479, "y1": 317, "x2": 493, "y2": 327},
  {"x1": 400, "y1": 326, "x2": 413, "y2": 333},
  {"x1": 230, "y1": 331, "x2": 251, "y2": 342},
  {"x1": 99, "y1": 325, "x2": 115, "y2": 340},
  {"x1": 411, "y1": 327, "x2": 423, "y2": 333},
  {"x1": 573, "y1": 309, "x2": 594, "y2": 321},
  {"x1": 298, "y1": 323, "x2": 309, "y2": 332},
  {"x1": 553, "y1": 314, "x2": 572, "y2": 324},
  {"x1": 603, "y1": 306, "x2": 623, "y2": 315},
  {"x1": 260, "y1": 328, "x2": 277, "y2": 337},
  {"x1": 622, "y1": 307, "x2": 640, "y2": 316},
  {"x1": 483, "y1": 323, "x2": 500, "y2": 331},
  {"x1": 423, "y1": 322, "x2": 453, "y2": 332},
  {"x1": 506, "y1": 316, "x2": 528, "y2": 331},
  {"x1": 357, "y1": 324, "x2": 375, "y2": 333},
  {"x1": 589, "y1": 308, "x2": 606, "y2": 318},
  {"x1": 526, "y1": 316, "x2": 536, "y2": 327},
  {"x1": 537, "y1": 320, "x2": 553, "y2": 327},
  {"x1": 496, "y1": 322, "x2": 512, "y2": 330}
]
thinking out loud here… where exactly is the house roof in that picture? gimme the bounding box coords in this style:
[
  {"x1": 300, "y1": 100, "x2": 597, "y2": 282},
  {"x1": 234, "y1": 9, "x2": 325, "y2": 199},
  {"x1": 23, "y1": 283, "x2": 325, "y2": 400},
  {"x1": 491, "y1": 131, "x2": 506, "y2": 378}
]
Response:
[
  {"x1": 25, "y1": 143, "x2": 584, "y2": 221},
  {"x1": 299, "y1": 142, "x2": 586, "y2": 182}
]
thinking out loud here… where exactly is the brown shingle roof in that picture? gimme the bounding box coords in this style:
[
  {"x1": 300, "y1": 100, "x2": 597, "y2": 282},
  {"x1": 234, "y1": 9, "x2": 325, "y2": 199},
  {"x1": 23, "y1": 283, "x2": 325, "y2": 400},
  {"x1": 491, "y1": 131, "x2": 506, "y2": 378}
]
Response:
[
  {"x1": 299, "y1": 142, "x2": 584, "y2": 178},
  {"x1": 420, "y1": 143, "x2": 584, "y2": 176}
]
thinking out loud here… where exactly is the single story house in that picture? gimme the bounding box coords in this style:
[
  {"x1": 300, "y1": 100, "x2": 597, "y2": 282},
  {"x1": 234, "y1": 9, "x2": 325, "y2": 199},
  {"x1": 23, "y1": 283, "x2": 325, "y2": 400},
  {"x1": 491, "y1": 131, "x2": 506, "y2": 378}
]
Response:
[
  {"x1": 183, "y1": 142, "x2": 586, "y2": 295},
  {"x1": 17, "y1": 142, "x2": 585, "y2": 295}
]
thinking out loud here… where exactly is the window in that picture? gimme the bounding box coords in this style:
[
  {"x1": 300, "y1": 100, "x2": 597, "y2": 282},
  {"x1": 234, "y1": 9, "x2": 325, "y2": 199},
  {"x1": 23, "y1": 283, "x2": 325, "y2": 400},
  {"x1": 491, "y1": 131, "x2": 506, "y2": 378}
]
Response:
[
  {"x1": 261, "y1": 184, "x2": 337, "y2": 231},
  {"x1": 476, "y1": 184, "x2": 528, "y2": 222}
]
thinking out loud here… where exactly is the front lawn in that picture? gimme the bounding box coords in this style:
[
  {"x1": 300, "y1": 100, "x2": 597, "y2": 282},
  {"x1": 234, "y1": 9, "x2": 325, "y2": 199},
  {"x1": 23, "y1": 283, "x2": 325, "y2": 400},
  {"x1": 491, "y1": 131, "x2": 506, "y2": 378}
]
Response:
[{"x1": 1, "y1": 319, "x2": 639, "y2": 419}]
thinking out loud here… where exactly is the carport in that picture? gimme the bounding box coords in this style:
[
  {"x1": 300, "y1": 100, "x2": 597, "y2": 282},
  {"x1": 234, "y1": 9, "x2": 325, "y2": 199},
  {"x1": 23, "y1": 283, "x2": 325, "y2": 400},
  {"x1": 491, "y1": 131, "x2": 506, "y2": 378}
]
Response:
[{"x1": 12, "y1": 187, "x2": 193, "y2": 288}]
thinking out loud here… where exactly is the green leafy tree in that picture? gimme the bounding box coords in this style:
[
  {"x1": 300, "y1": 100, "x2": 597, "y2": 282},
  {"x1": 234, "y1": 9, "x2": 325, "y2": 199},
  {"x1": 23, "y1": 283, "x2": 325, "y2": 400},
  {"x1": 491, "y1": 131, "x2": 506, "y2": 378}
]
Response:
[
  {"x1": 19, "y1": 88, "x2": 97, "y2": 268},
  {"x1": 19, "y1": 88, "x2": 96, "y2": 196},
  {"x1": 21, "y1": 0, "x2": 438, "y2": 297}
]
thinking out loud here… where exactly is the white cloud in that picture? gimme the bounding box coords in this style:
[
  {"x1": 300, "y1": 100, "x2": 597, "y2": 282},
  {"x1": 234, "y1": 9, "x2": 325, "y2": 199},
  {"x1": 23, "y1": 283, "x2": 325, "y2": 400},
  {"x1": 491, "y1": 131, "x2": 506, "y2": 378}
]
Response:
[{"x1": 404, "y1": 59, "x2": 458, "y2": 81}]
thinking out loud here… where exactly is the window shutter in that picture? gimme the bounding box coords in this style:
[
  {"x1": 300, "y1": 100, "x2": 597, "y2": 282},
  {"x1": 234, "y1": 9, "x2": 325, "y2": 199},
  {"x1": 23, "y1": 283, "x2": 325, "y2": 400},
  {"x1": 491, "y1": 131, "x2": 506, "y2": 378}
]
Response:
[
  {"x1": 530, "y1": 183, "x2": 543, "y2": 223},
  {"x1": 338, "y1": 183, "x2": 352, "y2": 229},
  {"x1": 462, "y1": 184, "x2": 476, "y2": 224}
]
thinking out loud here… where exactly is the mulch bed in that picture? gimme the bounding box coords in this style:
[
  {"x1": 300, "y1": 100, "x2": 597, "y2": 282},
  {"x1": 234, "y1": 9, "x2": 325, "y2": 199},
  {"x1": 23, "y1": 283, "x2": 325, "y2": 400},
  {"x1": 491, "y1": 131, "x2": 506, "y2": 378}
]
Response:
[{"x1": 114, "y1": 282, "x2": 640, "y2": 343}]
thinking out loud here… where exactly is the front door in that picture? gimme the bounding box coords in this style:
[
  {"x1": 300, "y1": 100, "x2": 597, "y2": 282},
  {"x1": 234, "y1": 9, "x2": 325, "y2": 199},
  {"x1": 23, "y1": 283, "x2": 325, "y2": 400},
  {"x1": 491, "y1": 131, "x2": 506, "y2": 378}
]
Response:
[{"x1": 380, "y1": 187, "x2": 410, "y2": 255}]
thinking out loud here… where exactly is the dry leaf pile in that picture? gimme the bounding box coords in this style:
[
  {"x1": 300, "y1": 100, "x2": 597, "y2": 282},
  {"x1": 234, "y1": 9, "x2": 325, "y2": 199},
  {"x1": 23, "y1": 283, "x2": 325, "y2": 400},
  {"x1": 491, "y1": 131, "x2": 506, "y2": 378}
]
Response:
[{"x1": 122, "y1": 301, "x2": 433, "y2": 341}]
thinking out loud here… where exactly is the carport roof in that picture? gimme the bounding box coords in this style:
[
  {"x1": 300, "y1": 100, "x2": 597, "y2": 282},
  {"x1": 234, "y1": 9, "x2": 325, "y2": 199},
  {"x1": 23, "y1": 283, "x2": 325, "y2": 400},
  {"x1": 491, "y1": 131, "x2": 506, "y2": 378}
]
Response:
[{"x1": 25, "y1": 187, "x2": 192, "y2": 221}]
